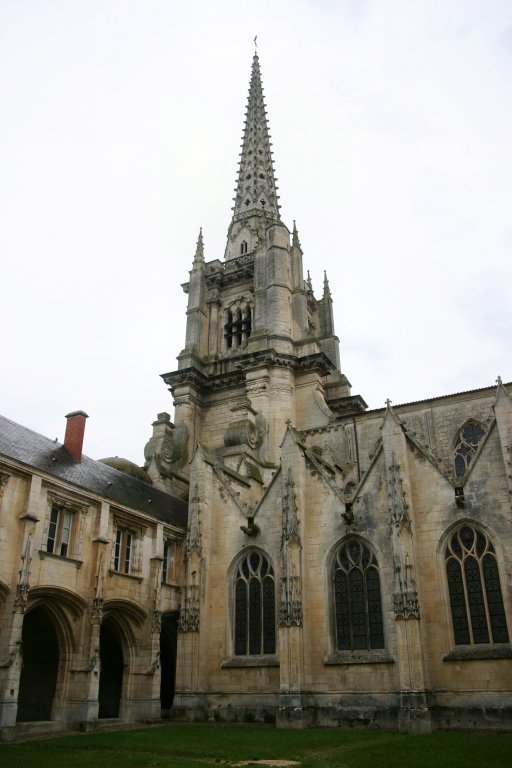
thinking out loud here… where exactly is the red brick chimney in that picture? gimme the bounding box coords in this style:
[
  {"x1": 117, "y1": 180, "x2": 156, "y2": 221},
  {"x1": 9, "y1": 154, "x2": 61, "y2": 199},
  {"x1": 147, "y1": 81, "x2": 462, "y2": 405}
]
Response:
[{"x1": 64, "y1": 411, "x2": 89, "y2": 461}]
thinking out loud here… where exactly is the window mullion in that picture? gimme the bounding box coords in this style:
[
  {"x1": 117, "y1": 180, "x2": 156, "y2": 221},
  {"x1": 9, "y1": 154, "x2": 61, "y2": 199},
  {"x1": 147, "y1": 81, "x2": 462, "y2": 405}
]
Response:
[
  {"x1": 347, "y1": 567, "x2": 354, "y2": 651},
  {"x1": 460, "y1": 554, "x2": 474, "y2": 644},
  {"x1": 260, "y1": 579, "x2": 264, "y2": 654},
  {"x1": 246, "y1": 580, "x2": 250, "y2": 654},
  {"x1": 363, "y1": 566, "x2": 371, "y2": 650},
  {"x1": 478, "y1": 556, "x2": 493, "y2": 642}
]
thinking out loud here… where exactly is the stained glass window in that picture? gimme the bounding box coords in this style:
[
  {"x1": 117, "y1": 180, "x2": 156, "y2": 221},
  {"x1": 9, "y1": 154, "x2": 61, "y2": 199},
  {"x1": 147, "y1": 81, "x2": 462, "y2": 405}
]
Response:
[
  {"x1": 333, "y1": 539, "x2": 384, "y2": 651},
  {"x1": 446, "y1": 525, "x2": 509, "y2": 645},
  {"x1": 234, "y1": 551, "x2": 275, "y2": 655}
]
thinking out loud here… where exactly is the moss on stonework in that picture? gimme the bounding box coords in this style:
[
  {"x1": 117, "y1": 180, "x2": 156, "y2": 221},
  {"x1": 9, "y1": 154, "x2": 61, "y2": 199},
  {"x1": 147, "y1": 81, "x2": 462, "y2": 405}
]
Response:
[{"x1": 99, "y1": 457, "x2": 153, "y2": 485}]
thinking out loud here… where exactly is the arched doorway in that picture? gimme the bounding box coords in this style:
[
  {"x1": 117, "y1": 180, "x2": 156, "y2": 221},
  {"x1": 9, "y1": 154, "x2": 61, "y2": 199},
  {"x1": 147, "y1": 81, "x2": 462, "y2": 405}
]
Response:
[
  {"x1": 98, "y1": 618, "x2": 124, "y2": 718},
  {"x1": 17, "y1": 606, "x2": 59, "y2": 721},
  {"x1": 160, "y1": 612, "x2": 178, "y2": 715}
]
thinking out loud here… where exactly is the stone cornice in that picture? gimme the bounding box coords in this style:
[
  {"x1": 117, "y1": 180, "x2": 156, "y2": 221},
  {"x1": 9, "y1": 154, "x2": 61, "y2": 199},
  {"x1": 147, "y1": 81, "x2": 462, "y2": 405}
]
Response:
[{"x1": 163, "y1": 350, "x2": 336, "y2": 396}]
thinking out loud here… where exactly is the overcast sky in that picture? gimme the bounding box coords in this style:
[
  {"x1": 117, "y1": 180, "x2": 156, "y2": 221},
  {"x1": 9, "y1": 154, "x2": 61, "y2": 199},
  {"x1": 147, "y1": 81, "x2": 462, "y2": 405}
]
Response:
[{"x1": 1, "y1": 0, "x2": 511, "y2": 465}]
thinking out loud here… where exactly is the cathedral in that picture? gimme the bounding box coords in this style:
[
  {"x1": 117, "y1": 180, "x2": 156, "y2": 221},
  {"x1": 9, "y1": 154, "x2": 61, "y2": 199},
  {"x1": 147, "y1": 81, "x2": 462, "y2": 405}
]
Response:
[{"x1": 0, "y1": 52, "x2": 511, "y2": 740}]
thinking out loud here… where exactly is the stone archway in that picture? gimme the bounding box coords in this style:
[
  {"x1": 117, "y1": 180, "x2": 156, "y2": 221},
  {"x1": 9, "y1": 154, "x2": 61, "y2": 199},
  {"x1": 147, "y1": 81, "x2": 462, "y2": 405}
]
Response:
[
  {"x1": 160, "y1": 612, "x2": 178, "y2": 714},
  {"x1": 17, "y1": 606, "x2": 59, "y2": 722},
  {"x1": 98, "y1": 617, "x2": 124, "y2": 718}
]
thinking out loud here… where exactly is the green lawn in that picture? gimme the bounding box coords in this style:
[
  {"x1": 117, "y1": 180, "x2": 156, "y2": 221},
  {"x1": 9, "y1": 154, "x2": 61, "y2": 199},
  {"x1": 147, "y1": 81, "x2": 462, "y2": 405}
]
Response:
[{"x1": 1, "y1": 724, "x2": 512, "y2": 768}]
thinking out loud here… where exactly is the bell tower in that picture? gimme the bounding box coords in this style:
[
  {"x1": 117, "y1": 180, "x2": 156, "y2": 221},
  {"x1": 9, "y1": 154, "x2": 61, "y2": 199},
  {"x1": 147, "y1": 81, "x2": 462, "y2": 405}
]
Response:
[
  {"x1": 160, "y1": 51, "x2": 365, "y2": 471},
  {"x1": 159, "y1": 48, "x2": 367, "y2": 725}
]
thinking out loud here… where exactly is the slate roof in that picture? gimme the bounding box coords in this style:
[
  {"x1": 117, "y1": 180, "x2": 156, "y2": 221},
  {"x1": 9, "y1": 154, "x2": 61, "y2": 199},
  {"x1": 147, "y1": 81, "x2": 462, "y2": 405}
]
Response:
[{"x1": 0, "y1": 414, "x2": 188, "y2": 529}]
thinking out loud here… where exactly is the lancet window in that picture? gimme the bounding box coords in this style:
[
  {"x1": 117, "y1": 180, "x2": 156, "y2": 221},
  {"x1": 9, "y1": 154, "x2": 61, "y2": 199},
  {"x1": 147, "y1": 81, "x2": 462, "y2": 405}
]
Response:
[
  {"x1": 332, "y1": 538, "x2": 384, "y2": 652},
  {"x1": 445, "y1": 524, "x2": 509, "y2": 645},
  {"x1": 234, "y1": 550, "x2": 275, "y2": 656}
]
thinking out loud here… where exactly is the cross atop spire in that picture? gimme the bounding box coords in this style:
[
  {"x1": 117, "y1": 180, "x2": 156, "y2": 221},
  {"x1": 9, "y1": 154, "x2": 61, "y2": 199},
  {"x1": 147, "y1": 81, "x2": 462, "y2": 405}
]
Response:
[{"x1": 231, "y1": 51, "x2": 281, "y2": 225}]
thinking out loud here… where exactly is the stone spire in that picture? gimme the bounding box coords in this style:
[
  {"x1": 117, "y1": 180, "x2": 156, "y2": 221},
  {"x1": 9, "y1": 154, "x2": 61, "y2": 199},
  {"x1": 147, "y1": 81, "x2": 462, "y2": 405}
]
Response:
[
  {"x1": 323, "y1": 271, "x2": 331, "y2": 299},
  {"x1": 292, "y1": 220, "x2": 302, "y2": 250},
  {"x1": 231, "y1": 52, "x2": 280, "y2": 225},
  {"x1": 194, "y1": 227, "x2": 204, "y2": 263}
]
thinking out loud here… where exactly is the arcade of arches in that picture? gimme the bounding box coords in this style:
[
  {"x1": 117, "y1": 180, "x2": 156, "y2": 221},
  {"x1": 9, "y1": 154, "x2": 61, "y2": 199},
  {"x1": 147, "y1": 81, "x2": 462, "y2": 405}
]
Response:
[{"x1": 12, "y1": 599, "x2": 179, "y2": 728}]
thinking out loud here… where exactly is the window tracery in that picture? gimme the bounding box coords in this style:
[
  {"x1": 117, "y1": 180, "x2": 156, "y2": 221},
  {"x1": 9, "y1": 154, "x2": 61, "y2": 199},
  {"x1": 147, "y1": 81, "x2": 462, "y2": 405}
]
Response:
[
  {"x1": 234, "y1": 550, "x2": 275, "y2": 656},
  {"x1": 453, "y1": 420, "x2": 485, "y2": 478},
  {"x1": 332, "y1": 539, "x2": 384, "y2": 651},
  {"x1": 445, "y1": 524, "x2": 509, "y2": 645}
]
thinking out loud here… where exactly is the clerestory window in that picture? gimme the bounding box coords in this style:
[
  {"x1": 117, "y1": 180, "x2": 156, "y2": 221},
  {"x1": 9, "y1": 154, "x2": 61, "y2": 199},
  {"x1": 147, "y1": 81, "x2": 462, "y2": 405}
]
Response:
[
  {"x1": 234, "y1": 550, "x2": 276, "y2": 656},
  {"x1": 332, "y1": 539, "x2": 384, "y2": 652},
  {"x1": 445, "y1": 524, "x2": 509, "y2": 645}
]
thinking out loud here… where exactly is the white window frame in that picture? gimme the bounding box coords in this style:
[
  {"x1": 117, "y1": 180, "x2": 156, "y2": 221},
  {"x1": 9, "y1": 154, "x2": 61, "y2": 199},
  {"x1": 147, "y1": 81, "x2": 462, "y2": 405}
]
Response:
[
  {"x1": 42, "y1": 492, "x2": 88, "y2": 561},
  {"x1": 47, "y1": 505, "x2": 73, "y2": 557},
  {"x1": 113, "y1": 528, "x2": 134, "y2": 574},
  {"x1": 162, "y1": 540, "x2": 178, "y2": 584},
  {"x1": 110, "y1": 513, "x2": 147, "y2": 577}
]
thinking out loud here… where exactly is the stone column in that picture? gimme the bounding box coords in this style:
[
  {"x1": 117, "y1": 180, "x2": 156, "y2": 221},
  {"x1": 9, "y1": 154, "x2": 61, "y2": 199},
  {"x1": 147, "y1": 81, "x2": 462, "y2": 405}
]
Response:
[{"x1": 207, "y1": 292, "x2": 221, "y2": 357}]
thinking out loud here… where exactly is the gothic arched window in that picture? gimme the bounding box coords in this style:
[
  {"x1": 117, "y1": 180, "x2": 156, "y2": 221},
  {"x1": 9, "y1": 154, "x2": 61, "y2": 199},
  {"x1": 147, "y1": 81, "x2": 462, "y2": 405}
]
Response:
[
  {"x1": 240, "y1": 240, "x2": 248, "y2": 255},
  {"x1": 454, "y1": 420, "x2": 485, "y2": 478},
  {"x1": 224, "y1": 304, "x2": 252, "y2": 350},
  {"x1": 445, "y1": 525, "x2": 509, "y2": 645},
  {"x1": 333, "y1": 539, "x2": 384, "y2": 651},
  {"x1": 243, "y1": 306, "x2": 252, "y2": 340},
  {"x1": 332, "y1": 538, "x2": 384, "y2": 651},
  {"x1": 234, "y1": 309, "x2": 243, "y2": 347},
  {"x1": 225, "y1": 310, "x2": 234, "y2": 349},
  {"x1": 234, "y1": 550, "x2": 275, "y2": 656}
]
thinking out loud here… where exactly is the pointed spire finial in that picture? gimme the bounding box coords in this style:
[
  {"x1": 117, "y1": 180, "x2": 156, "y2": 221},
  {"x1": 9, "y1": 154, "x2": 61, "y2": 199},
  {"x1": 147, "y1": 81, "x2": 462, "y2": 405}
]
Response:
[
  {"x1": 306, "y1": 270, "x2": 313, "y2": 292},
  {"x1": 231, "y1": 51, "x2": 281, "y2": 226},
  {"x1": 254, "y1": 35, "x2": 258, "y2": 54},
  {"x1": 194, "y1": 227, "x2": 204, "y2": 263},
  {"x1": 292, "y1": 220, "x2": 302, "y2": 249},
  {"x1": 323, "y1": 270, "x2": 331, "y2": 298}
]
